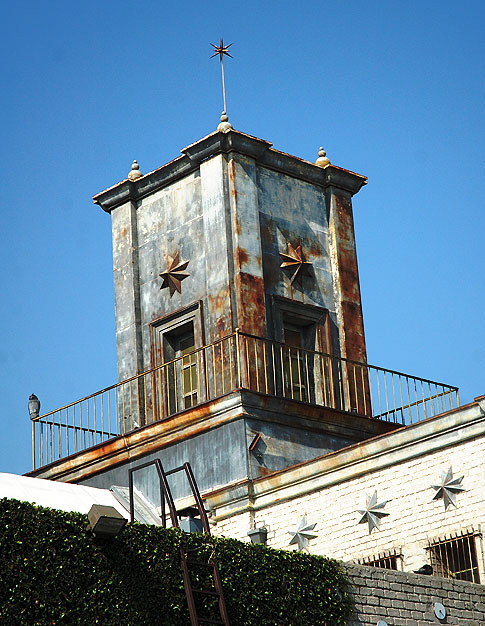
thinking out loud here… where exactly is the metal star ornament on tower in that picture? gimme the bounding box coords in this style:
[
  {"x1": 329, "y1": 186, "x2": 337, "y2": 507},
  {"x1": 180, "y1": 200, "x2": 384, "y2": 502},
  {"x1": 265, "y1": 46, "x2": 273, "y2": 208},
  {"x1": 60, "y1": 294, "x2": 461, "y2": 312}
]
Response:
[
  {"x1": 431, "y1": 467, "x2": 465, "y2": 510},
  {"x1": 210, "y1": 38, "x2": 233, "y2": 61},
  {"x1": 159, "y1": 252, "x2": 190, "y2": 297},
  {"x1": 357, "y1": 490, "x2": 389, "y2": 533},
  {"x1": 279, "y1": 242, "x2": 313, "y2": 285},
  {"x1": 288, "y1": 515, "x2": 318, "y2": 551},
  {"x1": 210, "y1": 39, "x2": 233, "y2": 131}
]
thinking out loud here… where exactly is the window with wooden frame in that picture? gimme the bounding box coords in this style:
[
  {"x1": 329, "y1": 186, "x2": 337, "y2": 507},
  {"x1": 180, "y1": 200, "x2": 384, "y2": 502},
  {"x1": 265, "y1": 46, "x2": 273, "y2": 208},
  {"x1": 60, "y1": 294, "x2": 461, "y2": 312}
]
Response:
[
  {"x1": 427, "y1": 530, "x2": 481, "y2": 583},
  {"x1": 150, "y1": 302, "x2": 204, "y2": 420},
  {"x1": 272, "y1": 297, "x2": 333, "y2": 405}
]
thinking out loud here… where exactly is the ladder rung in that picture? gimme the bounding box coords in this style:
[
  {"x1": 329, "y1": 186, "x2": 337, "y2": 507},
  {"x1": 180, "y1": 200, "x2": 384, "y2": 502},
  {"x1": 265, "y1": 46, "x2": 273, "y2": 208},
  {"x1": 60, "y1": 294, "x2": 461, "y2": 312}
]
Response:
[
  {"x1": 192, "y1": 588, "x2": 220, "y2": 597},
  {"x1": 184, "y1": 547, "x2": 204, "y2": 553},
  {"x1": 197, "y1": 619, "x2": 225, "y2": 625},
  {"x1": 186, "y1": 560, "x2": 215, "y2": 568},
  {"x1": 165, "y1": 465, "x2": 186, "y2": 475}
]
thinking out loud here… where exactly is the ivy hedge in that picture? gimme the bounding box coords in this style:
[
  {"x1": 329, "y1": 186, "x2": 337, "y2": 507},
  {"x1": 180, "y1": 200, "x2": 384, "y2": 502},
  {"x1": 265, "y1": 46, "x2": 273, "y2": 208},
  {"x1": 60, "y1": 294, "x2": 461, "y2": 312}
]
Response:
[{"x1": 0, "y1": 498, "x2": 352, "y2": 625}]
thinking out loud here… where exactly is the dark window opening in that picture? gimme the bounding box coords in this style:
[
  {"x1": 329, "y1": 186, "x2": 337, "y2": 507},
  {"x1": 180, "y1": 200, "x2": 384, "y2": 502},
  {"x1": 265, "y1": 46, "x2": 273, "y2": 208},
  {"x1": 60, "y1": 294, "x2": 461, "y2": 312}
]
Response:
[
  {"x1": 149, "y1": 302, "x2": 204, "y2": 422},
  {"x1": 163, "y1": 322, "x2": 198, "y2": 412},
  {"x1": 282, "y1": 320, "x2": 315, "y2": 402},
  {"x1": 427, "y1": 532, "x2": 480, "y2": 583},
  {"x1": 359, "y1": 552, "x2": 401, "y2": 570}
]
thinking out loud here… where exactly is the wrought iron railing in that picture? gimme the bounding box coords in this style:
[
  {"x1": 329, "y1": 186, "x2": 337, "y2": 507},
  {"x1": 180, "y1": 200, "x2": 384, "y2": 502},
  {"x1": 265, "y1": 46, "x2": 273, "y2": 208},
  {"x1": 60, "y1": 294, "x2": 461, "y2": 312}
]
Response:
[{"x1": 31, "y1": 330, "x2": 459, "y2": 469}]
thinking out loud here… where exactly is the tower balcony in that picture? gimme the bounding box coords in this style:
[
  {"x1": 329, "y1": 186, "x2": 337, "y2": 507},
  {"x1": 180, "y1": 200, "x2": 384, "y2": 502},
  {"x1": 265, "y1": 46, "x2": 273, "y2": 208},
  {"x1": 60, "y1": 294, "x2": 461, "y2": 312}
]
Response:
[{"x1": 31, "y1": 330, "x2": 459, "y2": 470}]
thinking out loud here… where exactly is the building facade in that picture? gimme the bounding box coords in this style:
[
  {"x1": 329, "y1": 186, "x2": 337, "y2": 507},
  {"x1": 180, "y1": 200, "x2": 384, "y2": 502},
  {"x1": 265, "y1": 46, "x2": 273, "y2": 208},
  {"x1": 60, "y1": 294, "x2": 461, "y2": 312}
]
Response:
[{"x1": 28, "y1": 123, "x2": 482, "y2": 601}]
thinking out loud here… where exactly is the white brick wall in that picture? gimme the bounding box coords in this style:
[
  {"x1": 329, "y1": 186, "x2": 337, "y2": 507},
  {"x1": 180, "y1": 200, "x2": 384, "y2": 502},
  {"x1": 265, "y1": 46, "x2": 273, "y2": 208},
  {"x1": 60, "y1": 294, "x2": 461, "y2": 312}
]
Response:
[{"x1": 209, "y1": 401, "x2": 485, "y2": 581}]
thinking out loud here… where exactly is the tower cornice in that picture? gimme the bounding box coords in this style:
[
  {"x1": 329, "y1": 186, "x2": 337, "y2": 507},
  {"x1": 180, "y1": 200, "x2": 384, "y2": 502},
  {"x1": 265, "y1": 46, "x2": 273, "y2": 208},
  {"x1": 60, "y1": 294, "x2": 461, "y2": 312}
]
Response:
[{"x1": 93, "y1": 129, "x2": 367, "y2": 213}]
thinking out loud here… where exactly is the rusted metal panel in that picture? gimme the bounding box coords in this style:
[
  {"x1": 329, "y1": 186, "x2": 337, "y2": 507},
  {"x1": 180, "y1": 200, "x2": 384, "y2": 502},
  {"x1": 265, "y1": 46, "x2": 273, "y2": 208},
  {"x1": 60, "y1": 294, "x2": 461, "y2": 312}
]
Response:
[
  {"x1": 327, "y1": 190, "x2": 368, "y2": 364},
  {"x1": 257, "y1": 165, "x2": 334, "y2": 315},
  {"x1": 200, "y1": 155, "x2": 235, "y2": 342},
  {"x1": 234, "y1": 272, "x2": 266, "y2": 336},
  {"x1": 29, "y1": 388, "x2": 399, "y2": 485},
  {"x1": 228, "y1": 154, "x2": 267, "y2": 337},
  {"x1": 111, "y1": 201, "x2": 144, "y2": 389}
]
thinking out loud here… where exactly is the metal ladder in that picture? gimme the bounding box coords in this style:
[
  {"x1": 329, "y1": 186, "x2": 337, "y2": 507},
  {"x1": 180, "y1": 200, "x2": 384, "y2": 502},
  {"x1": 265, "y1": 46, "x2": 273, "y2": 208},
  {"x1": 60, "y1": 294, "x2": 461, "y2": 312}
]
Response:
[{"x1": 128, "y1": 460, "x2": 230, "y2": 626}]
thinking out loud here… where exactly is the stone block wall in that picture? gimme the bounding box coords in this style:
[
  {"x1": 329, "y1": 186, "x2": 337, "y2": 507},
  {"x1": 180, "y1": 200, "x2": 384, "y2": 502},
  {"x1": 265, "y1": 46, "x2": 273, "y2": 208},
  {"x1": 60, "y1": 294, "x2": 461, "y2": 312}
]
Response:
[{"x1": 346, "y1": 563, "x2": 485, "y2": 626}]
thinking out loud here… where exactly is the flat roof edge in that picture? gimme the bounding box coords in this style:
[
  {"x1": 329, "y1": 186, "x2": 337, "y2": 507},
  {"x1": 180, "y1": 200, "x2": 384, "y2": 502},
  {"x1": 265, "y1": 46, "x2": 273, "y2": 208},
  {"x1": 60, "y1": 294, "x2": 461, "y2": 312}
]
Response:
[{"x1": 93, "y1": 129, "x2": 367, "y2": 213}]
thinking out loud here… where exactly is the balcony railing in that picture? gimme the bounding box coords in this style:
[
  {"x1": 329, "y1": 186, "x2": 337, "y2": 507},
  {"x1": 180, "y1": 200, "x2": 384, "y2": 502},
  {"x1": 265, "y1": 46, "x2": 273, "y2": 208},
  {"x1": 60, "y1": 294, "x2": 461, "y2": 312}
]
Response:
[{"x1": 31, "y1": 330, "x2": 459, "y2": 469}]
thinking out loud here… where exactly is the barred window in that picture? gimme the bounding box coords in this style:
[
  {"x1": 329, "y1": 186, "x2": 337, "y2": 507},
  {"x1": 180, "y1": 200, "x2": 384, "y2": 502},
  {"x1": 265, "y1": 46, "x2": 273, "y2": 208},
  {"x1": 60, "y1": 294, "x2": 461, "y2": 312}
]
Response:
[
  {"x1": 427, "y1": 531, "x2": 480, "y2": 583},
  {"x1": 358, "y1": 550, "x2": 402, "y2": 570}
]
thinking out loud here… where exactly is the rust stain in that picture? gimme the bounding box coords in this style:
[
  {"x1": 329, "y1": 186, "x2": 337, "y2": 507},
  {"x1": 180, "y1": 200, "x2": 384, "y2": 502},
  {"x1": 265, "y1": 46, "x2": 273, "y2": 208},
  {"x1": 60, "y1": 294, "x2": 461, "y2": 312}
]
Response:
[
  {"x1": 341, "y1": 301, "x2": 367, "y2": 363},
  {"x1": 234, "y1": 210, "x2": 242, "y2": 236},
  {"x1": 235, "y1": 246, "x2": 249, "y2": 269},
  {"x1": 335, "y1": 194, "x2": 355, "y2": 246},
  {"x1": 228, "y1": 159, "x2": 238, "y2": 201},
  {"x1": 216, "y1": 316, "x2": 226, "y2": 334},
  {"x1": 207, "y1": 288, "x2": 233, "y2": 340},
  {"x1": 331, "y1": 191, "x2": 368, "y2": 366},
  {"x1": 340, "y1": 264, "x2": 361, "y2": 302},
  {"x1": 307, "y1": 239, "x2": 322, "y2": 258},
  {"x1": 28, "y1": 389, "x2": 399, "y2": 484},
  {"x1": 235, "y1": 272, "x2": 266, "y2": 336}
]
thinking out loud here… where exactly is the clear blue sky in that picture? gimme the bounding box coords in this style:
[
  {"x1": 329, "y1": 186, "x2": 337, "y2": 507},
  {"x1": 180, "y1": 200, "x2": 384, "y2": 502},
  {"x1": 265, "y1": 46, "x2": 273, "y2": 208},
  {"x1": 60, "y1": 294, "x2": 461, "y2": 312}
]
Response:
[{"x1": 1, "y1": 1, "x2": 483, "y2": 475}]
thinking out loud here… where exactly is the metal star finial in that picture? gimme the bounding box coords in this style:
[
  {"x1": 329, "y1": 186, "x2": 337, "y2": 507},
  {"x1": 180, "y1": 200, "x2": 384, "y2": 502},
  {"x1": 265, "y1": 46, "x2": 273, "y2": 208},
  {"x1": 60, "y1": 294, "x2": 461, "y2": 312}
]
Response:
[
  {"x1": 159, "y1": 252, "x2": 190, "y2": 297},
  {"x1": 288, "y1": 515, "x2": 318, "y2": 551},
  {"x1": 279, "y1": 242, "x2": 313, "y2": 285},
  {"x1": 210, "y1": 38, "x2": 233, "y2": 60},
  {"x1": 210, "y1": 39, "x2": 233, "y2": 128},
  {"x1": 357, "y1": 490, "x2": 389, "y2": 533},
  {"x1": 431, "y1": 467, "x2": 465, "y2": 510}
]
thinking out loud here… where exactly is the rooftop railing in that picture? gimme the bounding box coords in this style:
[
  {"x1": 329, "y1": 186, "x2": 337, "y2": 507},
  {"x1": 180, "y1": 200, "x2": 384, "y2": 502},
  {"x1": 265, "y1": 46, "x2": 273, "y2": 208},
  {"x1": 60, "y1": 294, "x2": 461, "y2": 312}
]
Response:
[{"x1": 31, "y1": 330, "x2": 459, "y2": 469}]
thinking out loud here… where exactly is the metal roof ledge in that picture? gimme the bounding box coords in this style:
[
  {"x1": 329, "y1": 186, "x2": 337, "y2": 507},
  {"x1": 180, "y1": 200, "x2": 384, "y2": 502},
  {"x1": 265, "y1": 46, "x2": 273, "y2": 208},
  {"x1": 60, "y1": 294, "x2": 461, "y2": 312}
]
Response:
[
  {"x1": 205, "y1": 398, "x2": 485, "y2": 523},
  {"x1": 93, "y1": 129, "x2": 367, "y2": 213}
]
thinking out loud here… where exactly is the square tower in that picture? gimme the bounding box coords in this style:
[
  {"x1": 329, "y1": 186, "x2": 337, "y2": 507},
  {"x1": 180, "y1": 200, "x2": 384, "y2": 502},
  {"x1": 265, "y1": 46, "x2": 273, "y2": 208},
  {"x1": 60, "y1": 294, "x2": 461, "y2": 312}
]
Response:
[
  {"x1": 95, "y1": 130, "x2": 369, "y2": 427},
  {"x1": 32, "y1": 128, "x2": 399, "y2": 496}
]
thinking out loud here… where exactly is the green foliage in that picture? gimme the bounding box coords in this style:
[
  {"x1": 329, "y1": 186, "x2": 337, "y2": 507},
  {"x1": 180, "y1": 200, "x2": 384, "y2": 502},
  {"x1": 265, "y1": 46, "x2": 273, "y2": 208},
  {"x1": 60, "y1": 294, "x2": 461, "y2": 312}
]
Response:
[{"x1": 0, "y1": 498, "x2": 352, "y2": 625}]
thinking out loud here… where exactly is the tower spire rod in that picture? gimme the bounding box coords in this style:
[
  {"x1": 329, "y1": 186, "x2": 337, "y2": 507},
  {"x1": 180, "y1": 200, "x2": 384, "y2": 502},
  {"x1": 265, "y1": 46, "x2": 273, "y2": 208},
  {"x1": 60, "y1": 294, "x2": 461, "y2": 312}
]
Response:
[{"x1": 210, "y1": 38, "x2": 233, "y2": 116}]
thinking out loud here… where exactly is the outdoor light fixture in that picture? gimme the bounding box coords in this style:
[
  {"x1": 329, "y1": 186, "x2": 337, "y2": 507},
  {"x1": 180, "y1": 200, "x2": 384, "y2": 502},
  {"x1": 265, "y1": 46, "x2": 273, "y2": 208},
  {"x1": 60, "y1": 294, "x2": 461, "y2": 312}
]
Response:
[
  {"x1": 28, "y1": 393, "x2": 40, "y2": 419},
  {"x1": 178, "y1": 506, "x2": 204, "y2": 533},
  {"x1": 87, "y1": 504, "x2": 127, "y2": 538},
  {"x1": 247, "y1": 527, "x2": 268, "y2": 544}
]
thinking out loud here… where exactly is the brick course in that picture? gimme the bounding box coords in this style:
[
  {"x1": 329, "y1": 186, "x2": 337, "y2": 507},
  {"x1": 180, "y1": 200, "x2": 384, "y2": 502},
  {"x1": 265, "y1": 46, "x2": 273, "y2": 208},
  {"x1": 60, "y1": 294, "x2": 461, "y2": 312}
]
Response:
[{"x1": 347, "y1": 564, "x2": 485, "y2": 625}]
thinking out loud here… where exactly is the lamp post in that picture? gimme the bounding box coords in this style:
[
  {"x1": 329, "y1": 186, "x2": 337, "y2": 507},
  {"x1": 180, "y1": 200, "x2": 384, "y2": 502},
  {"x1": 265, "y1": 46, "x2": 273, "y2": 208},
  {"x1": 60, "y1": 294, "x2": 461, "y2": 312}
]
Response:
[{"x1": 29, "y1": 394, "x2": 41, "y2": 469}]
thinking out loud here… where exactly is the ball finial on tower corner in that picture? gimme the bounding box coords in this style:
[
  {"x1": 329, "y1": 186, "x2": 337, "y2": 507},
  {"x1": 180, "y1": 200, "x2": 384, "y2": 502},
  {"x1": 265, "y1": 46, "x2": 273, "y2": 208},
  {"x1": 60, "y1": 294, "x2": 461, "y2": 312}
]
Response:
[
  {"x1": 315, "y1": 147, "x2": 330, "y2": 168},
  {"x1": 217, "y1": 111, "x2": 233, "y2": 132},
  {"x1": 128, "y1": 160, "x2": 143, "y2": 181}
]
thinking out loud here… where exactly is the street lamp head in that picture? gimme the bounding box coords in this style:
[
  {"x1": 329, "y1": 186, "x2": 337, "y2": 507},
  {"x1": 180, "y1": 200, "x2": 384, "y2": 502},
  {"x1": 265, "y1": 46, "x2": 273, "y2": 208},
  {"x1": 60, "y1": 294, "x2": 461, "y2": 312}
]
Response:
[{"x1": 28, "y1": 394, "x2": 40, "y2": 419}]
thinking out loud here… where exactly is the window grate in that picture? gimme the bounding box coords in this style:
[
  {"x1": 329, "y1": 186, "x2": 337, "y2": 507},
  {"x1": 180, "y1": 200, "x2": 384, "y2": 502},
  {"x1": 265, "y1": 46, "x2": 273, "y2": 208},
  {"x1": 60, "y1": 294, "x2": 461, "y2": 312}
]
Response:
[
  {"x1": 358, "y1": 551, "x2": 401, "y2": 570},
  {"x1": 427, "y1": 531, "x2": 480, "y2": 583}
]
